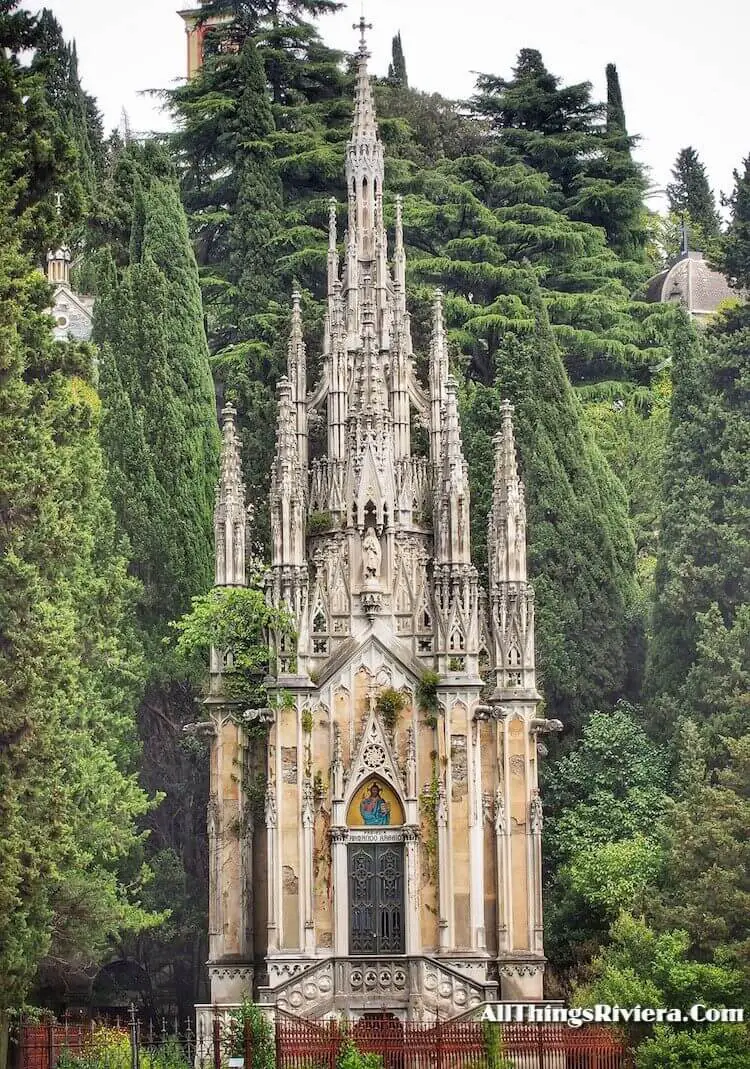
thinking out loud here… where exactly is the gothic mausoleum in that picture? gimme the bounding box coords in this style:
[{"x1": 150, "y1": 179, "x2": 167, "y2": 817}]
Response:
[{"x1": 197, "y1": 26, "x2": 561, "y2": 1026}]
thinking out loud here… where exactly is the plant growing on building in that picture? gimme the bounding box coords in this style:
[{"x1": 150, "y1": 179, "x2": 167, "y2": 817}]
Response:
[
  {"x1": 419, "y1": 776, "x2": 440, "y2": 882},
  {"x1": 171, "y1": 586, "x2": 294, "y2": 704},
  {"x1": 417, "y1": 670, "x2": 440, "y2": 727},
  {"x1": 307, "y1": 510, "x2": 333, "y2": 536},
  {"x1": 376, "y1": 687, "x2": 409, "y2": 732},
  {"x1": 301, "y1": 708, "x2": 314, "y2": 734}
]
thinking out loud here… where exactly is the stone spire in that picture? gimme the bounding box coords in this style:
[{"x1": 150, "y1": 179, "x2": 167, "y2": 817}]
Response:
[
  {"x1": 270, "y1": 377, "x2": 305, "y2": 569},
  {"x1": 429, "y1": 290, "x2": 449, "y2": 469},
  {"x1": 287, "y1": 290, "x2": 308, "y2": 471},
  {"x1": 269, "y1": 376, "x2": 308, "y2": 674},
  {"x1": 393, "y1": 195, "x2": 406, "y2": 315},
  {"x1": 210, "y1": 403, "x2": 248, "y2": 693},
  {"x1": 432, "y1": 375, "x2": 479, "y2": 676},
  {"x1": 488, "y1": 400, "x2": 527, "y2": 584},
  {"x1": 345, "y1": 17, "x2": 385, "y2": 272},
  {"x1": 435, "y1": 376, "x2": 471, "y2": 566},
  {"x1": 487, "y1": 400, "x2": 536, "y2": 696},
  {"x1": 214, "y1": 403, "x2": 247, "y2": 588}
]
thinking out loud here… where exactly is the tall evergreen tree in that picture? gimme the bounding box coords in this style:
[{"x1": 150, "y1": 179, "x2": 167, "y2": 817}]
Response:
[
  {"x1": 0, "y1": 3, "x2": 152, "y2": 1049},
  {"x1": 647, "y1": 308, "x2": 750, "y2": 738},
  {"x1": 721, "y1": 154, "x2": 750, "y2": 289},
  {"x1": 605, "y1": 63, "x2": 627, "y2": 139},
  {"x1": 471, "y1": 49, "x2": 648, "y2": 258},
  {"x1": 666, "y1": 146, "x2": 722, "y2": 252},
  {"x1": 387, "y1": 32, "x2": 408, "y2": 88},
  {"x1": 462, "y1": 282, "x2": 637, "y2": 726},
  {"x1": 94, "y1": 165, "x2": 220, "y2": 638}
]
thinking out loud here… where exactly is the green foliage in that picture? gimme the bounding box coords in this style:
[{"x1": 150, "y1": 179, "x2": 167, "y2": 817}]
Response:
[
  {"x1": 416, "y1": 671, "x2": 440, "y2": 725},
  {"x1": 471, "y1": 48, "x2": 648, "y2": 259},
  {"x1": 647, "y1": 309, "x2": 750, "y2": 735},
  {"x1": 376, "y1": 687, "x2": 409, "y2": 732},
  {"x1": 463, "y1": 288, "x2": 638, "y2": 726},
  {"x1": 387, "y1": 32, "x2": 408, "y2": 89},
  {"x1": 647, "y1": 728, "x2": 750, "y2": 979},
  {"x1": 482, "y1": 1022, "x2": 513, "y2": 1069},
  {"x1": 0, "y1": 7, "x2": 156, "y2": 1015},
  {"x1": 666, "y1": 146, "x2": 722, "y2": 258},
  {"x1": 575, "y1": 913, "x2": 744, "y2": 1033},
  {"x1": 301, "y1": 708, "x2": 313, "y2": 733},
  {"x1": 228, "y1": 1002, "x2": 275, "y2": 1069},
  {"x1": 605, "y1": 64, "x2": 628, "y2": 141},
  {"x1": 543, "y1": 705, "x2": 667, "y2": 969},
  {"x1": 636, "y1": 1024, "x2": 750, "y2": 1068},
  {"x1": 720, "y1": 154, "x2": 750, "y2": 289},
  {"x1": 171, "y1": 585, "x2": 294, "y2": 701},
  {"x1": 94, "y1": 161, "x2": 221, "y2": 648},
  {"x1": 307, "y1": 509, "x2": 333, "y2": 535},
  {"x1": 337, "y1": 1039, "x2": 382, "y2": 1069}
]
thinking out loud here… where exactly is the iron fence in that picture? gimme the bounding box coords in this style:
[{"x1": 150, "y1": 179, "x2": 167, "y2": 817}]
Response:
[{"x1": 15, "y1": 1010, "x2": 633, "y2": 1069}]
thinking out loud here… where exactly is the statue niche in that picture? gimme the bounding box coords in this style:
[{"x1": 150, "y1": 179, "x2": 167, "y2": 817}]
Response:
[{"x1": 361, "y1": 526, "x2": 382, "y2": 587}]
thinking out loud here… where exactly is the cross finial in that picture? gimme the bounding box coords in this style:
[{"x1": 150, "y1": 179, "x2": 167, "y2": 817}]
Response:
[{"x1": 353, "y1": 14, "x2": 372, "y2": 56}]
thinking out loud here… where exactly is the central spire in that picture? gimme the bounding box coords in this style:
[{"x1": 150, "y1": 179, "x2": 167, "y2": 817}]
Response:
[{"x1": 346, "y1": 17, "x2": 384, "y2": 268}]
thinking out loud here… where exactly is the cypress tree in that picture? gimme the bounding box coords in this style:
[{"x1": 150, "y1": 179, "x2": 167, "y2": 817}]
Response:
[
  {"x1": 647, "y1": 308, "x2": 750, "y2": 738},
  {"x1": 0, "y1": 2, "x2": 151, "y2": 1041},
  {"x1": 471, "y1": 50, "x2": 648, "y2": 259},
  {"x1": 95, "y1": 170, "x2": 220, "y2": 638},
  {"x1": 605, "y1": 63, "x2": 627, "y2": 139},
  {"x1": 462, "y1": 281, "x2": 636, "y2": 727},
  {"x1": 721, "y1": 154, "x2": 750, "y2": 289},
  {"x1": 666, "y1": 146, "x2": 722, "y2": 250},
  {"x1": 387, "y1": 32, "x2": 408, "y2": 87}
]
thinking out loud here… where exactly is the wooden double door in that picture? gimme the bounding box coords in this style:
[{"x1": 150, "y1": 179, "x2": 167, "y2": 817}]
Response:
[{"x1": 348, "y1": 843, "x2": 405, "y2": 954}]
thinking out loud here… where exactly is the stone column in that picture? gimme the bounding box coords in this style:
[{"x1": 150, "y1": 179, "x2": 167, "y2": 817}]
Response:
[
  {"x1": 241, "y1": 810, "x2": 254, "y2": 960},
  {"x1": 301, "y1": 778, "x2": 315, "y2": 954},
  {"x1": 404, "y1": 824, "x2": 421, "y2": 955},
  {"x1": 331, "y1": 828, "x2": 348, "y2": 955},
  {"x1": 265, "y1": 781, "x2": 278, "y2": 953},
  {"x1": 436, "y1": 783, "x2": 451, "y2": 950},
  {"x1": 468, "y1": 718, "x2": 485, "y2": 950},
  {"x1": 529, "y1": 790, "x2": 544, "y2": 954}
]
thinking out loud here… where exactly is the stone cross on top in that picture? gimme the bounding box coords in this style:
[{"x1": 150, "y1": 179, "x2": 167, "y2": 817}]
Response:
[{"x1": 353, "y1": 14, "x2": 372, "y2": 56}]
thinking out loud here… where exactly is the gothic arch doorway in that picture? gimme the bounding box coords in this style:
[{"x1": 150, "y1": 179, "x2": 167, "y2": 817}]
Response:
[{"x1": 346, "y1": 778, "x2": 406, "y2": 955}]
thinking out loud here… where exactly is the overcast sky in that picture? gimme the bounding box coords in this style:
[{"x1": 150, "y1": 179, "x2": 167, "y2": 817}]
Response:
[{"x1": 22, "y1": 0, "x2": 750, "y2": 213}]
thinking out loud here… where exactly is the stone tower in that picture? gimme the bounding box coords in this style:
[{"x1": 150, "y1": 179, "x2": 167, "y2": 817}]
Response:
[{"x1": 200, "y1": 21, "x2": 560, "y2": 1025}]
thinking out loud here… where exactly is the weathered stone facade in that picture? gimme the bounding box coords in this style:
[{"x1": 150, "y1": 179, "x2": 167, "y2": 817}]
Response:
[{"x1": 199, "y1": 27, "x2": 561, "y2": 1024}]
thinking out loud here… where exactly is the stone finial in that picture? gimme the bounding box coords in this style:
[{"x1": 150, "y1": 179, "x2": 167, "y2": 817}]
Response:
[
  {"x1": 488, "y1": 399, "x2": 527, "y2": 586},
  {"x1": 350, "y1": 22, "x2": 377, "y2": 144},
  {"x1": 214, "y1": 402, "x2": 247, "y2": 588},
  {"x1": 328, "y1": 198, "x2": 337, "y2": 250}
]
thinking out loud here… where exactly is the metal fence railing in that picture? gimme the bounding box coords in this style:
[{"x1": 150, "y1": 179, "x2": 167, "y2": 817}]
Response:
[{"x1": 14, "y1": 1009, "x2": 634, "y2": 1069}]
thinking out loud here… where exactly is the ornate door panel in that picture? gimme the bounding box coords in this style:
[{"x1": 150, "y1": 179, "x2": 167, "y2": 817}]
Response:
[{"x1": 348, "y1": 844, "x2": 404, "y2": 954}]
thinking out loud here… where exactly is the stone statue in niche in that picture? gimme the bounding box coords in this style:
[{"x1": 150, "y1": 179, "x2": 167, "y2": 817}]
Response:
[{"x1": 362, "y1": 526, "x2": 382, "y2": 585}]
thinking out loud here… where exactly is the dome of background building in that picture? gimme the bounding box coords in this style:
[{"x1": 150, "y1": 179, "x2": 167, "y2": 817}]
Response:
[{"x1": 644, "y1": 249, "x2": 736, "y2": 321}]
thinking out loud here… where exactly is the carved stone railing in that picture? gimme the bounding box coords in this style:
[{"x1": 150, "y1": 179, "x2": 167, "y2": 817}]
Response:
[{"x1": 257, "y1": 955, "x2": 496, "y2": 1019}]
